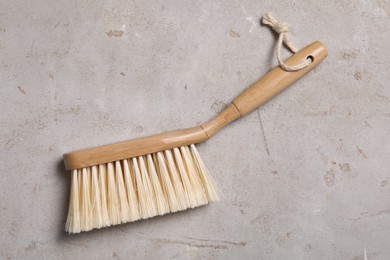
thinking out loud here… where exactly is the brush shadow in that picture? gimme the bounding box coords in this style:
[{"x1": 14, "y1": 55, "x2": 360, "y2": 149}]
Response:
[
  {"x1": 55, "y1": 183, "x2": 212, "y2": 241},
  {"x1": 55, "y1": 158, "x2": 71, "y2": 241}
]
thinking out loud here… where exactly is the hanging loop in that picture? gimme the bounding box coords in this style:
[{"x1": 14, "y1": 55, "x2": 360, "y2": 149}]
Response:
[{"x1": 262, "y1": 12, "x2": 311, "y2": 72}]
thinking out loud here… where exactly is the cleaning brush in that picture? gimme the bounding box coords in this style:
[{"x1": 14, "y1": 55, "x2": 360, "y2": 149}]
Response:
[{"x1": 63, "y1": 40, "x2": 327, "y2": 233}]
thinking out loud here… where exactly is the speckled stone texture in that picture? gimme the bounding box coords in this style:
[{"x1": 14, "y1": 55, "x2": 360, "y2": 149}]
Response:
[{"x1": 1, "y1": 0, "x2": 389, "y2": 259}]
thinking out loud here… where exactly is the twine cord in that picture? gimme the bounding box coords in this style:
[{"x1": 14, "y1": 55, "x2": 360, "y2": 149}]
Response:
[{"x1": 262, "y1": 12, "x2": 311, "y2": 71}]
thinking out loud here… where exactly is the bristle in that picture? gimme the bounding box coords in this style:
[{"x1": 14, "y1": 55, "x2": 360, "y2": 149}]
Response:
[
  {"x1": 190, "y1": 144, "x2": 220, "y2": 202},
  {"x1": 157, "y1": 152, "x2": 180, "y2": 212},
  {"x1": 80, "y1": 168, "x2": 93, "y2": 231},
  {"x1": 132, "y1": 157, "x2": 155, "y2": 218},
  {"x1": 107, "y1": 162, "x2": 120, "y2": 225},
  {"x1": 91, "y1": 166, "x2": 103, "y2": 228},
  {"x1": 138, "y1": 156, "x2": 158, "y2": 217},
  {"x1": 181, "y1": 146, "x2": 208, "y2": 205},
  {"x1": 98, "y1": 164, "x2": 110, "y2": 227},
  {"x1": 65, "y1": 144, "x2": 219, "y2": 233},
  {"x1": 115, "y1": 161, "x2": 131, "y2": 222},
  {"x1": 146, "y1": 154, "x2": 169, "y2": 215},
  {"x1": 122, "y1": 159, "x2": 140, "y2": 221},
  {"x1": 173, "y1": 148, "x2": 198, "y2": 208},
  {"x1": 164, "y1": 149, "x2": 188, "y2": 209},
  {"x1": 65, "y1": 170, "x2": 80, "y2": 233}
]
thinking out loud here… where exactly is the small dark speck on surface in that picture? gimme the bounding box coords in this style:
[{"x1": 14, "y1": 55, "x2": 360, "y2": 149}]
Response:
[
  {"x1": 183, "y1": 236, "x2": 247, "y2": 247},
  {"x1": 153, "y1": 238, "x2": 228, "y2": 249},
  {"x1": 275, "y1": 232, "x2": 291, "y2": 248},
  {"x1": 381, "y1": 180, "x2": 388, "y2": 187},
  {"x1": 120, "y1": 72, "x2": 125, "y2": 76},
  {"x1": 53, "y1": 21, "x2": 61, "y2": 28},
  {"x1": 354, "y1": 71, "x2": 362, "y2": 80},
  {"x1": 33, "y1": 184, "x2": 39, "y2": 193},
  {"x1": 257, "y1": 110, "x2": 270, "y2": 156},
  {"x1": 184, "y1": 84, "x2": 187, "y2": 90},
  {"x1": 349, "y1": 209, "x2": 390, "y2": 222},
  {"x1": 229, "y1": 30, "x2": 240, "y2": 38},
  {"x1": 54, "y1": 105, "x2": 81, "y2": 116},
  {"x1": 5, "y1": 139, "x2": 15, "y2": 150},
  {"x1": 24, "y1": 241, "x2": 36, "y2": 252},
  {"x1": 340, "y1": 50, "x2": 358, "y2": 60},
  {"x1": 324, "y1": 169, "x2": 335, "y2": 187},
  {"x1": 356, "y1": 146, "x2": 368, "y2": 159},
  {"x1": 305, "y1": 243, "x2": 313, "y2": 252},
  {"x1": 211, "y1": 98, "x2": 226, "y2": 114},
  {"x1": 339, "y1": 163, "x2": 351, "y2": 173},
  {"x1": 106, "y1": 30, "x2": 124, "y2": 37},
  {"x1": 17, "y1": 86, "x2": 26, "y2": 95},
  {"x1": 152, "y1": 237, "x2": 246, "y2": 250},
  {"x1": 133, "y1": 125, "x2": 144, "y2": 133},
  {"x1": 351, "y1": 251, "x2": 378, "y2": 260}
]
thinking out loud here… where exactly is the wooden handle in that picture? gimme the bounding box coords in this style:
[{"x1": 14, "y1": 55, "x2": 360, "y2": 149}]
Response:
[
  {"x1": 201, "y1": 41, "x2": 328, "y2": 137},
  {"x1": 64, "y1": 41, "x2": 327, "y2": 170},
  {"x1": 64, "y1": 127, "x2": 208, "y2": 170}
]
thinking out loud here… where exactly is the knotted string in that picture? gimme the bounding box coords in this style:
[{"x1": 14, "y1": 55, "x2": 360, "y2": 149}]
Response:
[{"x1": 262, "y1": 12, "x2": 311, "y2": 72}]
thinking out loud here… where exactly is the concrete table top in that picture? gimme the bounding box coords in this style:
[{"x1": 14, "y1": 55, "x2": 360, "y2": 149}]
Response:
[{"x1": 1, "y1": 0, "x2": 389, "y2": 259}]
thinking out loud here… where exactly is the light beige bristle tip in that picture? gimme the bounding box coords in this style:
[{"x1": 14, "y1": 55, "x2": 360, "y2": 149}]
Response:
[{"x1": 65, "y1": 144, "x2": 219, "y2": 234}]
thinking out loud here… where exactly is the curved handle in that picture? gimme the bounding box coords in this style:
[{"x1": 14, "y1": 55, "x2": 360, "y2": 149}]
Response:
[
  {"x1": 64, "y1": 41, "x2": 327, "y2": 170},
  {"x1": 201, "y1": 41, "x2": 328, "y2": 137}
]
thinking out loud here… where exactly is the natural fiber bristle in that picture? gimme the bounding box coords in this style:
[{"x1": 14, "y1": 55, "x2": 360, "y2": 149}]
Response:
[{"x1": 65, "y1": 144, "x2": 219, "y2": 233}]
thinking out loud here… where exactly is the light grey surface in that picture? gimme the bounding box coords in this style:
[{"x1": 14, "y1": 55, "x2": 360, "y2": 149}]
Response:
[{"x1": 1, "y1": 0, "x2": 389, "y2": 259}]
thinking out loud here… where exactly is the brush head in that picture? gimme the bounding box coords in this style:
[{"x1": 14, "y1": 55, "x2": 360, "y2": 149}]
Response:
[{"x1": 65, "y1": 144, "x2": 219, "y2": 234}]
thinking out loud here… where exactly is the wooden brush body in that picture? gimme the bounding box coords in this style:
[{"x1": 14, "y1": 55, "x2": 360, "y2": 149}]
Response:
[{"x1": 64, "y1": 42, "x2": 328, "y2": 233}]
